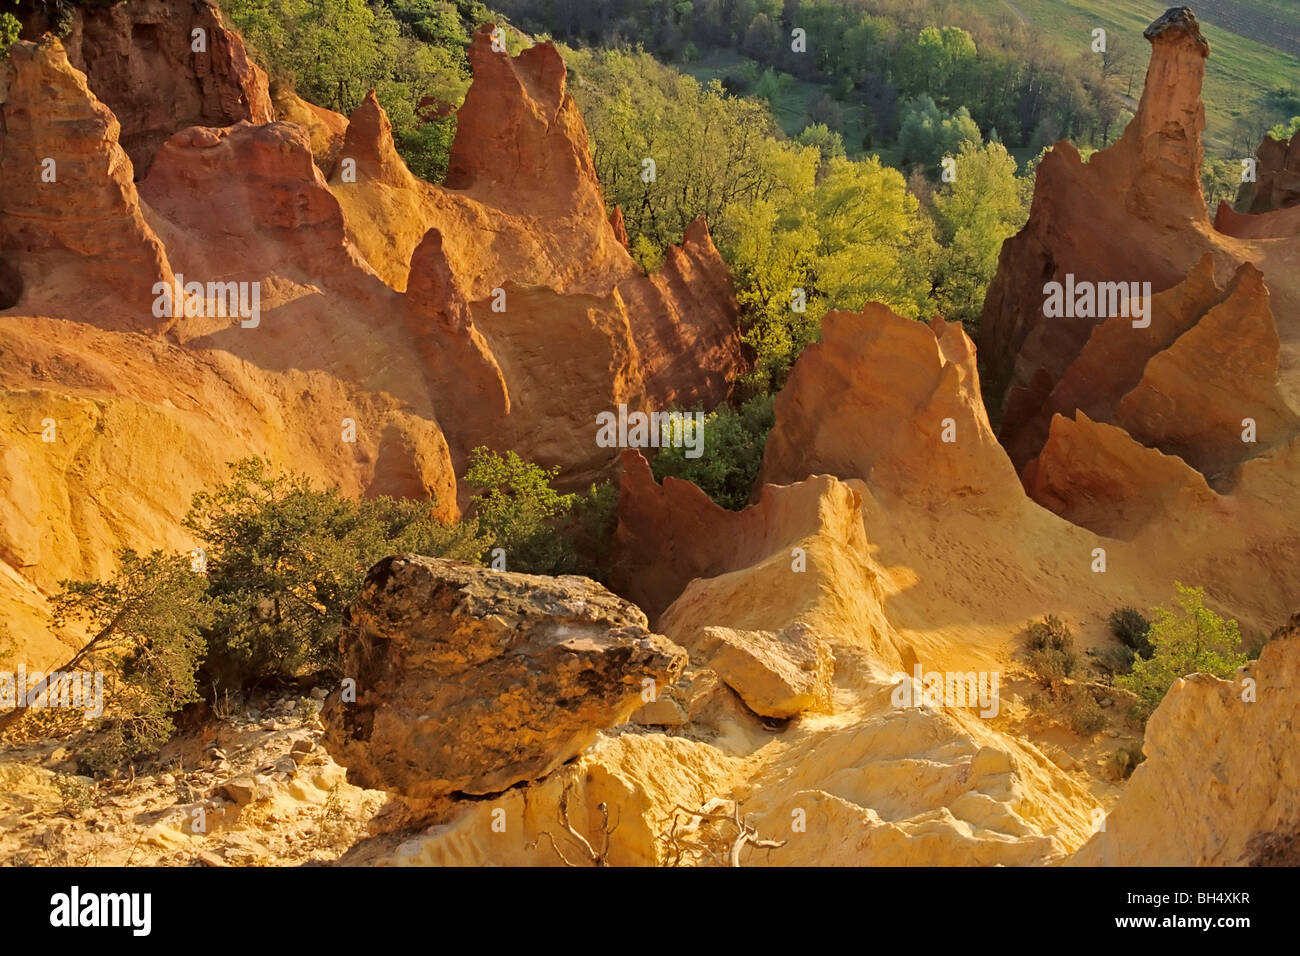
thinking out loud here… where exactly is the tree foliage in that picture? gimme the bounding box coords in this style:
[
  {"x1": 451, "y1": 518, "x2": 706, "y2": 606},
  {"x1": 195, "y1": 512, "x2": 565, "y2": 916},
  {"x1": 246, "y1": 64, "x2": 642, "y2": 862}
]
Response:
[
  {"x1": 41, "y1": 550, "x2": 211, "y2": 772},
  {"x1": 464, "y1": 447, "x2": 578, "y2": 575},
  {"x1": 929, "y1": 141, "x2": 1030, "y2": 332},
  {"x1": 186, "y1": 458, "x2": 485, "y2": 690},
  {"x1": 221, "y1": 0, "x2": 471, "y2": 181},
  {"x1": 1117, "y1": 584, "x2": 1247, "y2": 720},
  {"x1": 0, "y1": 9, "x2": 19, "y2": 58},
  {"x1": 651, "y1": 395, "x2": 774, "y2": 510}
]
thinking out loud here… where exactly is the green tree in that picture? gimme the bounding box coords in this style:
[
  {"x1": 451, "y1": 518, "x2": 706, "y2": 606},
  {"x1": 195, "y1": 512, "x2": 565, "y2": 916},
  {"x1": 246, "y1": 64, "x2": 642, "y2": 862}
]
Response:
[
  {"x1": 897, "y1": 26, "x2": 977, "y2": 104},
  {"x1": 19, "y1": 550, "x2": 212, "y2": 772},
  {"x1": 185, "y1": 458, "x2": 484, "y2": 688},
  {"x1": 796, "y1": 123, "x2": 846, "y2": 175},
  {"x1": 804, "y1": 156, "x2": 938, "y2": 321},
  {"x1": 899, "y1": 95, "x2": 982, "y2": 170},
  {"x1": 0, "y1": 9, "x2": 19, "y2": 59},
  {"x1": 1117, "y1": 584, "x2": 1247, "y2": 719},
  {"x1": 651, "y1": 396, "x2": 774, "y2": 509},
  {"x1": 564, "y1": 47, "x2": 801, "y2": 256},
  {"x1": 391, "y1": 0, "x2": 469, "y2": 45},
  {"x1": 1266, "y1": 115, "x2": 1300, "y2": 142},
  {"x1": 741, "y1": 12, "x2": 778, "y2": 60},
  {"x1": 464, "y1": 447, "x2": 577, "y2": 574},
  {"x1": 929, "y1": 141, "x2": 1029, "y2": 332}
]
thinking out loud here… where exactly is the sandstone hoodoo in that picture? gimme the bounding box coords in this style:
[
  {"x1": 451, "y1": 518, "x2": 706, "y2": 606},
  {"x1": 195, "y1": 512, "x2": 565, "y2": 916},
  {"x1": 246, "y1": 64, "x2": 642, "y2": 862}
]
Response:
[
  {"x1": 0, "y1": 38, "x2": 174, "y2": 330},
  {"x1": 981, "y1": 4, "x2": 1300, "y2": 458},
  {"x1": 322, "y1": 556, "x2": 687, "y2": 798}
]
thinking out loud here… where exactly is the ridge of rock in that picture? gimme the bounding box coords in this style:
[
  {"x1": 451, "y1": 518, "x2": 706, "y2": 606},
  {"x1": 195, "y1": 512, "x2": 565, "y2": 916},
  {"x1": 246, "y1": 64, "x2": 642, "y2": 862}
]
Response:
[
  {"x1": 30, "y1": 0, "x2": 274, "y2": 175},
  {"x1": 0, "y1": 39, "x2": 174, "y2": 331}
]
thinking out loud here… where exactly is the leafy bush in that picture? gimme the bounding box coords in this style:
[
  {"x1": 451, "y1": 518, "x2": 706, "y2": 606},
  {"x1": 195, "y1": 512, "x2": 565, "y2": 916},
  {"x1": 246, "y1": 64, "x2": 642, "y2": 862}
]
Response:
[
  {"x1": 20, "y1": 459, "x2": 488, "y2": 771},
  {"x1": 186, "y1": 458, "x2": 485, "y2": 690},
  {"x1": 651, "y1": 396, "x2": 774, "y2": 510},
  {"x1": 1025, "y1": 615, "x2": 1076, "y2": 682},
  {"x1": 897, "y1": 95, "x2": 981, "y2": 170},
  {"x1": 1097, "y1": 644, "x2": 1135, "y2": 678},
  {"x1": 47, "y1": 550, "x2": 212, "y2": 773},
  {"x1": 0, "y1": 11, "x2": 19, "y2": 58},
  {"x1": 1061, "y1": 684, "x2": 1105, "y2": 736},
  {"x1": 1108, "y1": 606, "x2": 1153, "y2": 658},
  {"x1": 1026, "y1": 614, "x2": 1072, "y2": 652},
  {"x1": 464, "y1": 447, "x2": 578, "y2": 575},
  {"x1": 1267, "y1": 115, "x2": 1300, "y2": 142},
  {"x1": 563, "y1": 481, "x2": 619, "y2": 582},
  {"x1": 1117, "y1": 583, "x2": 1247, "y2": 720},
  {"x1": 928, "y1": 141, "x2": 1030, "y2": 333}
]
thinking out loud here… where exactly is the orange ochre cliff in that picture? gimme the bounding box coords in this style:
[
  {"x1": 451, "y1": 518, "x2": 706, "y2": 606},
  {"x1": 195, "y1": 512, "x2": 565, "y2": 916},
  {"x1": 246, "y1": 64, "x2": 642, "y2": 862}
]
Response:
[{"x1": 0, "y1": 3, "x2": 1295, "y2": 867}]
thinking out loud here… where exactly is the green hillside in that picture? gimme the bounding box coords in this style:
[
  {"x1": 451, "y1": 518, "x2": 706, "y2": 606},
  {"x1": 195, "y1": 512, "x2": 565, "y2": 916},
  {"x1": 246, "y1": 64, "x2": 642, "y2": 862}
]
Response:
[{"x1": 959, "y1": 0, "x2": 1300, "y2": 154}]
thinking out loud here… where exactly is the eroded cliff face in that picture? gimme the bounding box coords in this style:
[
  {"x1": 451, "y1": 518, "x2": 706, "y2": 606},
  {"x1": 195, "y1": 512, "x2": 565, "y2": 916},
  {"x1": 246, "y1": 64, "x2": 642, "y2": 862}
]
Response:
[
  {"x1": 1070, "y1": 625, "x2": 1300, "y2": 866},
  {"x1": 326, "y1": 27, "x2": 742, "y2": 478},
  {"x1": 981, "y1": 6, "x2": 1300, "y2": 454},
  {"x1": 0, "y1": 12, "x2": 742, "y2": 666},
  {"x1": 23, "y1": 0, "x2": 274, "y2": 176},
  {"x1": 0, "y1": 39, "x2": 174, "y2": 330},
  {"x1": 1235, "y1": 131, "x2": 1300, "y2": 216},
  {"x1": 973, "y1": 7, "x2": 1300, "y2": 653},
  {"x1": 2, "y1": 2, "x2": 1296, "y2": 869}
]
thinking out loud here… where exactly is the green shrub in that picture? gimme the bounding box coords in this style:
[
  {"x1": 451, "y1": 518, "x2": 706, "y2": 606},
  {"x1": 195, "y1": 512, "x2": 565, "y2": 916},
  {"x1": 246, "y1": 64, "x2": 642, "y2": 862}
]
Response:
[
  {"x1": 1025, "y1": 615, "x2": 1076, "y2": 681},
  {"x1": 464, "y1": 447, "x2": 578, "y2": 575},
  {"x1": 186, "y1": 458, "x2": 486, "y2": 690},
  {"x1": 1061, "y1": 684, "x2": 1105, "y2": 736},
  {"x1": 0, "y1": 11, "x2": 20, "y2": 58},
  {"x1": 396, "y1": 115, "x2": 457, "y2": 183},
  {"x1": 564, "y1": 481, "x2": 619, "y2": 581},
  {"x1": 651, "y1": 395, "x2": 774, "y2": 510},
  {"x1": 1026, "y1": 614, "x2": 1072, "y2": 651},
  {"x1": 1097, "y1": 644, "x2": 1135, "y2": 678},
  {"x1": 46, "y1": 550, "x2": 211, "y2": 774},
  {"x1": 1108, "y1": 606, "x2": 1153, "y2": 658},
  {"x1": 1116, "y1": 583, "x2": 1247, "y2": 720}
]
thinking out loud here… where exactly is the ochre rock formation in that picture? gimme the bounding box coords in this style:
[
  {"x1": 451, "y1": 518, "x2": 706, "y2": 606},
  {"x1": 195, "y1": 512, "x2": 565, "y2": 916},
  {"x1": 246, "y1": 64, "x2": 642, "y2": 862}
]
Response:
[
  {"x1": 999, "y1": 254, "x2": 1223, "y2": 473},
  {"x1": 1022, "y1": 412, "x2": 1219, "y2": 538},
  {"x1": 1008, "y1": 257, "x2": 1298, "y2": 486},
  {"x1": 982, "y1": 6, "x2": 1299, "y2": 452},
  {"x1": 322, "y1": 556, "x2": 687, "y2": 797},
  {"x1": 1113, "y1": 263, "x2": 1297, "y2": 478},
  {"x1": 0, "y1": 10, "x2": 743, "y2": 662},
  {"x1": 757, "y1": 306, "x2": 1020, "y2": 509},
  {"x1": 328, "y1": 26, "x2": 742, "y2": 417},
  {"x1": 684, "y1": 622, "x2": 834, "y2": 719},
  {"x1": 140, "y1": 121, "x2": 365, "y2": 291},
  {"x1": 1236, "y1": 132, "x2": 1300, "y2": 214},
  {"x1": 0, "y1": 39, "x2": 173, "y2": 330},
  {"x1": 3, "y1": 1, "x2": 1298, "y2": 868},
  {"x1": 271, "y1": 87, "x2": 347, "y2": 173},
  {"x1": 1070, "y1": 625, "x2": 1299, "y2": 865},
  {"x1": 30, "y1": 0, "x2": 274, "y2": 175}
]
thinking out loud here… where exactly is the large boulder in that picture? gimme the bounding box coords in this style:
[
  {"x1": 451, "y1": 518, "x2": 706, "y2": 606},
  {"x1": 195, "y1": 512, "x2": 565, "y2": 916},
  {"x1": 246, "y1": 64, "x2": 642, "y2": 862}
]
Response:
[
  {"x1": 685, "y1": 623, "x2": 834, "y2": 719},
  {"x1": 322, "y1": 556, "x2": 687, "y2": 798}
]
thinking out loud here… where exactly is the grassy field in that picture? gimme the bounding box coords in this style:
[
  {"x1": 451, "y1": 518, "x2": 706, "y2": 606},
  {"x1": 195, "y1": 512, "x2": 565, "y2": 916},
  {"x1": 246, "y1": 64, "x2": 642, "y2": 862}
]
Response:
[{"x1": 959, "y1": 0, "x2": 1300, "y2": 155}]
